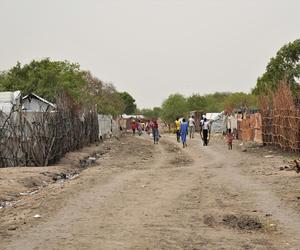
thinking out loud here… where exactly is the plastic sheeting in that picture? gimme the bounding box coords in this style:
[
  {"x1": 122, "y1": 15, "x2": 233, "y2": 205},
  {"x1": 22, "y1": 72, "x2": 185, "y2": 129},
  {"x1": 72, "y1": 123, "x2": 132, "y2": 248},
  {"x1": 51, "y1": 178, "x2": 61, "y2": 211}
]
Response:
[
  {"x1": 98, "y1": 114, "x2": 119, "y2": 139},
  {"x1": 207, "y1": 113, "x2": 239, "y2": 134},
  {"x1": 206, "y1": 112, "x2": 226, "y2": 133},
  {"x1": 0, "y1": 91, "x2": 21, "y2": 113}
]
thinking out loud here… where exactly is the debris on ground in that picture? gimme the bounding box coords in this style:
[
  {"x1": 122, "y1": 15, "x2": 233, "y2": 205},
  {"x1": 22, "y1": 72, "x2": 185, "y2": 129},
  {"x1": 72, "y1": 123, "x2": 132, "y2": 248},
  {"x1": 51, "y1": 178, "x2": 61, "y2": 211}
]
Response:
[
  {"x1": 0, "y1": 142, "x2": 115, "y2": 215},
  {"x1": 79, "y1": 155, "x2": 100, "y2": 168},
  {"x1": 19, "y1": 190, "x2": 39, "y2": 196},
  {"x1": 279, "y1": 159, "x2": 300, "y2": 173},
  {"x1": 0, "y1": 200, "x2": 20, "y2": 209},
  {"x1": 264, "y1": 155, "x2": 274, "y2": 158},
  {"x1": 52, "y1": 172, "x2": 80, "y2": 182}
]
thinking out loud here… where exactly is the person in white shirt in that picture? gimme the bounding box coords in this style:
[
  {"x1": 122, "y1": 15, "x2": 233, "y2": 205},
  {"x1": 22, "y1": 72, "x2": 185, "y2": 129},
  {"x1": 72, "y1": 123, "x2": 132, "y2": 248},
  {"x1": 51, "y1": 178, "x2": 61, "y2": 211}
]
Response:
[
  {"x1": 202, "y1": 118, "x2": 210, "y2": 146},
  {"x1": 188, "y1": 115, "x2": 195, "y2": 139},
  {"x1": 200, "y1": 114, "x2": 206, "y2": 127}
]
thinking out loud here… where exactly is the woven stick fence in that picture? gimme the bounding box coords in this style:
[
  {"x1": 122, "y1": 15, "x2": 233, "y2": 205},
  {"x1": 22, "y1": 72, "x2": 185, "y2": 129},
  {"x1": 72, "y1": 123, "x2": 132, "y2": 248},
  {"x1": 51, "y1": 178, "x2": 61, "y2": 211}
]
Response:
[
  {"x1": 260, "y1": 83, "x2": 300, "y2": 151},
  {"x1": 0, "y1": 92, "x2": 99, "y2": 168}
]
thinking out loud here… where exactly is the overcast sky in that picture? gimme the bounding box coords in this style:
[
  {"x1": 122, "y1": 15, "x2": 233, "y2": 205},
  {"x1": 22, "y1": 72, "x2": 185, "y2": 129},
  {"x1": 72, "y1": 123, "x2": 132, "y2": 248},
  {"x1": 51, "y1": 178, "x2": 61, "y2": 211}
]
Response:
[{"x1": 0, "y1": 0, "x2": 299, "y2": 108}]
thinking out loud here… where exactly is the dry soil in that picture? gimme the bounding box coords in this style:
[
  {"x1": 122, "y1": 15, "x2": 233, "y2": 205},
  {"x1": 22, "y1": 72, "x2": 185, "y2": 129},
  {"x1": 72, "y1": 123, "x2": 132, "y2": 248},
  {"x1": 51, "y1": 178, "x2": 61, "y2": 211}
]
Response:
[{"x1": 1, "y1": 134, "x2": 300, "y2": 249}]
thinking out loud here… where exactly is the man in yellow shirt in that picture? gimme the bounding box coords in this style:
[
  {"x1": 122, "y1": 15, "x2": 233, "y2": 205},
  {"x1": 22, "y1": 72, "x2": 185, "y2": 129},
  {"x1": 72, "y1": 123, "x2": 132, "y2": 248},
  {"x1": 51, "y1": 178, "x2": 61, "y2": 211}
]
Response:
[{"x1": 175, "y1": 118, "x2": 181, "y2": 142}]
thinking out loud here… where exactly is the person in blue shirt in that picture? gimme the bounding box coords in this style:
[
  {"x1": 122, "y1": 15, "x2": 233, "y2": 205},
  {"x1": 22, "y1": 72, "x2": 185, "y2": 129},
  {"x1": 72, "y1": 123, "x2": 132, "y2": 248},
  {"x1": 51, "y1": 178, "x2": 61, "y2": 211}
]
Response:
[{"x1": 180, "y1": 118, "x2": 189, "y2": 148}]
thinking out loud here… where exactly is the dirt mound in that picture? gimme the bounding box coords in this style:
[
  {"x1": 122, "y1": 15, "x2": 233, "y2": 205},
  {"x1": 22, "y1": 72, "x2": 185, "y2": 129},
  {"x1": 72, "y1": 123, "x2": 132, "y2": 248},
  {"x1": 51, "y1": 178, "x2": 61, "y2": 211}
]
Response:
[{"x1": 222, "y1": 214, "x2": 262, "y2": 230}]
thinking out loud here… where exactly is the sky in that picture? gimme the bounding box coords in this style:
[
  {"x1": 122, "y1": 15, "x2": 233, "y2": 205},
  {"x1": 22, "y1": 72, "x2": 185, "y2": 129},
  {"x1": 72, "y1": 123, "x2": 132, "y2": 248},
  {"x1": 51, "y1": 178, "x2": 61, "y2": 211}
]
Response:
[{"x1": 0, "y1": 0, "x2": 299, "y2": 108}]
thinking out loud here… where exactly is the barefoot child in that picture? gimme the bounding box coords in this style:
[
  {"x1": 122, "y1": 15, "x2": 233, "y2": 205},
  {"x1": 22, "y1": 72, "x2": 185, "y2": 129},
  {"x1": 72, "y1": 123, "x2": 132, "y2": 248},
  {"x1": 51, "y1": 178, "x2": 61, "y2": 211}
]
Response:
[{"x1": 227, "y1": 128, "x2": 233, "y2": 150}]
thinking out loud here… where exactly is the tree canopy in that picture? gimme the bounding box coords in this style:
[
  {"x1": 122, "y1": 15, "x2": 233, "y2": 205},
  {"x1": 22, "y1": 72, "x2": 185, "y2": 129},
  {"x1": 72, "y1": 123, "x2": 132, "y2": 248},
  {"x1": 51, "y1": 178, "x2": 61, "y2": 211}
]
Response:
[
  {"x1": 223, "y1": 92, "x2": 257, "y2": 111},
  {"x1": 0, "y1": 59, "x2": 84, "y2": 103},
  {"x1": 0, "y1": 59, "x2": 134, "y2": 116},
  {"x1": 119, "y1": 92, "x2": 137, "y2": 114},
  {"x1": 160, "y1": 94, "x2": 188, "y2": 123},
  {"x1": 83, "y1": 71, "x2": 125, "y2": 116},
  {"x1": 140, "y1": 107, "x2": 161, "y2": 119},
  {"x1": 186, "y1": 94, "x2": 207, "y2": 112},
  {"x1": 252, "y1": 39, "x2": 300, "y2": 96},
  {"x1": 158, "y1": 91, "x2": 257, "y2": 123}
]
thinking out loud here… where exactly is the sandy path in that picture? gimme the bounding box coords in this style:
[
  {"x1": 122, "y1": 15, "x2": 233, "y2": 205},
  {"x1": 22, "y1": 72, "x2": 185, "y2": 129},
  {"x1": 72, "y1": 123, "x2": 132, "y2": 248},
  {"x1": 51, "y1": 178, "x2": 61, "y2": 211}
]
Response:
[{"x1": 1, "y1": 135, "x2": 300, "y2": 249}]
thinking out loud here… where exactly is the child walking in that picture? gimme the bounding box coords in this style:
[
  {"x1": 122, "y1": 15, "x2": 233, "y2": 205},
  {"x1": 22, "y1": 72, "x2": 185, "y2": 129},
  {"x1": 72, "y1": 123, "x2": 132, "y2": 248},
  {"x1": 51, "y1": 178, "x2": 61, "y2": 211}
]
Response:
[{"x1": 227, "y1": 128, "x2": 233, "y2": 150}]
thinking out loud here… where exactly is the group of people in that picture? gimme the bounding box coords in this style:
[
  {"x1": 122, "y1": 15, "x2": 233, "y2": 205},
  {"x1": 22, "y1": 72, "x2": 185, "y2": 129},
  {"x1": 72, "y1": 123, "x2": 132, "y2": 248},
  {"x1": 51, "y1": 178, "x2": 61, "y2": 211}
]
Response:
[
  {"x1": 131, "y1": 119, "x2": 143, "y2": 136},
  {"x1": 130, "y1": 115, "x2": 234, "y2": 149},
  {"x1": 175, "y1": 116, "x2": 197, "y2": 148},
  {"x1": 131, "y1": 119, "x2": 160, "y2": 144},
  {"x1": 175, "y1": 115, "x2": 234, "y2": 149}
]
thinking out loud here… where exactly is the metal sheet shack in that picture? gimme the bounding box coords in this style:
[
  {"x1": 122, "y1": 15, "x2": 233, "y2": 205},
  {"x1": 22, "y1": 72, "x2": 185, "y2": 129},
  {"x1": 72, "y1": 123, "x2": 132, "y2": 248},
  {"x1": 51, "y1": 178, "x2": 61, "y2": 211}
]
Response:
[{"x1": 22, "y1": 93, "x2": 56, "y2": 112}]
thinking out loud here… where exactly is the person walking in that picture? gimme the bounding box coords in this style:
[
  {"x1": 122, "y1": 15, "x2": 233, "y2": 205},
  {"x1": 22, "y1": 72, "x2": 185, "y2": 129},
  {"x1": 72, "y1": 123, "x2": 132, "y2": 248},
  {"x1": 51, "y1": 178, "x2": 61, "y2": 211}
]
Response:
[
  {"x1": 131, "y1": 120, "x2": 137, "y2": 135},
  {"x1": 199, "y1": 114, "x2": 205, "y2": 137},
  {"x1": 145, "y1": 120, "x2": 151, "y2": 135},
  {"x1": 180, "y1": 118, "x2": 189, "y2": 148},
  {"x1": 137, "y1": 120, "x2": 143, "y2": 136},
  {"x1": 175, "y1": 117, "x2": 181, "y2": 142},
  {"x1": 202, "y1": 118, "x2": 210, "y2": 146},
  {"x1": 227, "y1": 128, "x2": 233, "y2": 150},
  {"x1": 200, "y1": 114, "x2": 206, "y2": 128},
  {"x1": 150, "y1": 119, "x2": 159, "y2": 144},
  {"x1": 188, "y1": 115, "x2": 195, "y2": 139}
]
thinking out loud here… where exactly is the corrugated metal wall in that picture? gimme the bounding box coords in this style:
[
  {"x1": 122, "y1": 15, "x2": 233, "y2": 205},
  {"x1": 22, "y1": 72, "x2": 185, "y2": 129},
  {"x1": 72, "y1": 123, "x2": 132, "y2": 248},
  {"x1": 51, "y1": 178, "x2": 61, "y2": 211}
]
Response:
[{"x1": 98, "y1": 115, "x2": 119, "y2": 139}]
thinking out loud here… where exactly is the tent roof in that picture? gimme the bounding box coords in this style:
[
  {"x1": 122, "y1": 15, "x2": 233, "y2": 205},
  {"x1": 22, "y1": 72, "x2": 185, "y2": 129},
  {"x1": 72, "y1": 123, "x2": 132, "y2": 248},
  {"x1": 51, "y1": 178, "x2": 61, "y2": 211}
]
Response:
[{"x1": 23, "y1": 93, "x2": 56, "y2": 108}]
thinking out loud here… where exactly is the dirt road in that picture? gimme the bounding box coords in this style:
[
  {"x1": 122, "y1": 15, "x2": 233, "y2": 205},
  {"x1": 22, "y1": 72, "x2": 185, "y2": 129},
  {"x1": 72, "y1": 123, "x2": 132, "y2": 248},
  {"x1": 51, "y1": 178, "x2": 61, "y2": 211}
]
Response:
[{"x1": 1, "y1": 134, "x2": 300, "y2": 249}]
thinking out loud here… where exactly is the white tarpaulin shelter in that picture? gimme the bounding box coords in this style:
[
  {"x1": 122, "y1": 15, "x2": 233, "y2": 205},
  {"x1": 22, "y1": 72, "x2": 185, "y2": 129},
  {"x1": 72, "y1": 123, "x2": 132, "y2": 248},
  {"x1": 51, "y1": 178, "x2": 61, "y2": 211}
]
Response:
[
  {"x1": 0, "y1": 91, "x2": 21, "y2": 113},
  {"x1": 121, "y1": 114, "x2": 145, "y2": 120},
  {"x1": 206, "y1": 112, "x2": 238, "y2": 133},
  {"x1": 206, "y1": 113, "x2": 222, "y2": 121},
  {"x1": 206, "y1": 112, "x2": 226, "y2": 133}
]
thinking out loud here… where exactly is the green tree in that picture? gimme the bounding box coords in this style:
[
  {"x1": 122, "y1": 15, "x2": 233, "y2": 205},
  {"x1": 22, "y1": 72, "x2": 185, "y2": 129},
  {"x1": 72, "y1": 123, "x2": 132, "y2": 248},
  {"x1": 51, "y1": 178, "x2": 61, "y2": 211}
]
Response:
[
  {"x1": 203, "y1": 92, "x2": 230, "y2": 112},
  {"x1": 140, "y1": 107, "x2": 161, "y2": 119},
  {"x1": 83, "y1": 71, "x2": 125, "y2": 116},
  {"x1": 224, "y1": 92, "x2": 257, "y2": 110},
  {"x1": 97, "y1": 83, "x2": 125, "y2": 116},
  {"x1": 0, "y1": 60, "x2": 129, "y2": 116},
  {"x1": 160, "y1": 94, "x2": 188, "y2": 123},
  {"x1": 119, "y1": 92, "x2": 137, "y2": 114},
  {"x1": 152, "y1": 107, "x2": 162, "y2": 118},
  {"x1": 0, "y1": 58, "x2": 85, "y2": 102},
  {"x1": 186, "y1": 94, "x2": 207, "y2": 111},
  {"x1": 252, "y1": 39, "x2": 300, "y2": 96}
]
